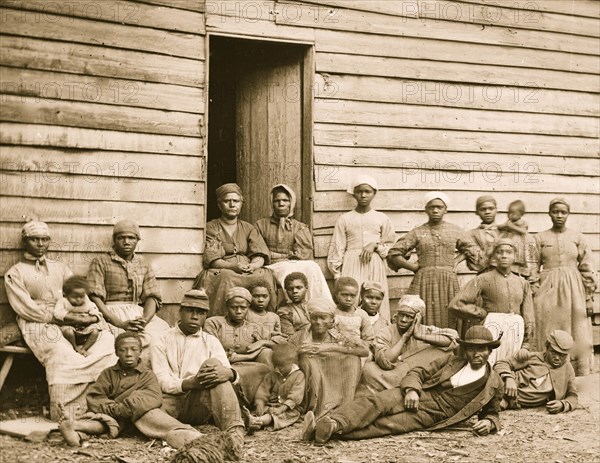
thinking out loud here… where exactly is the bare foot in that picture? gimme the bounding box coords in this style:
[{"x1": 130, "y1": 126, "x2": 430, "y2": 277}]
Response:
[
  {"x1": 59, "y1": 419, "x2": 81, "y2": 447},
  {"x1": 75, "y1": 347, "x2": 88, "y2": 357}
]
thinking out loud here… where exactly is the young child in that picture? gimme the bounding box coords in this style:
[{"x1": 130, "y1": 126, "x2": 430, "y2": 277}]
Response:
[
  {"x1": 498, "y1": 200, "x2": 532, "y2": 278},
  {"x1": 333, "y1": 277, "x2": 374, "y2": 345},
  {"x1": 360, "y1": 281, "x2": 390, "y2": 336},
  {"x1": 327, "y1": 176, "x2": 395, "y2": 322},
  {"x1": 278, "y1": 272, "x2": 311, "y2": 337},
  {"x1": 494, "y1": 330, "x2": 578, "y2": 413},
  {"x1": 59, "y1": 332, "x2": 201, "y2": 449},
  {"x1": 243, "y1": 343, "x2": 305, "y2": 434},
  {"x1": 468, "y1": 195, "x2": 500, "y2": 273},
  {"x1": 53, "y1": 276, "x2": 104, "y2": 356},
  {"x1": 247, "y1": 280, "x2": 286, "y2": 344}
]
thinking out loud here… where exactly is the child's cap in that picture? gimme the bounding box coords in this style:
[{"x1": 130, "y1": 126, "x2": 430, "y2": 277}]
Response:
[
  {"x1": 181, "y1": 289, "x2": 210, "y2": 310},
  {"x1": 360, "y1": 281, "x2": 385, "y2": 297},
  {"x1": 546, "y1": 330, "x2": 573, "y2": 354}
]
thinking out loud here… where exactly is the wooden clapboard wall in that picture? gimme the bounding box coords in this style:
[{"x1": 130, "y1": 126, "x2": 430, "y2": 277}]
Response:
[
  {"x1": 204, "y1": 0, "x2": 600, "y2": 340},
  {"x1": 0, "y1": 0, "x2": 207, "y2": 325}
]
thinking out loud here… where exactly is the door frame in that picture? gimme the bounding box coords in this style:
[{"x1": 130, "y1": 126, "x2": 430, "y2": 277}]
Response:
[{"x1": 204, "y1": 32, "x2": 315, "y2": 227}]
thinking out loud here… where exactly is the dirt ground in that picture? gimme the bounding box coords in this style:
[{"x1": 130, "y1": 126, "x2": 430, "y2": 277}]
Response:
[{"x1": 1, "y1": 356, "x2": 598, "y2": 463}]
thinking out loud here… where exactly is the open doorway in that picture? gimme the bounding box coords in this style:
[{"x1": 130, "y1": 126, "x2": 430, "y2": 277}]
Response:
[{"x1": 207, "y1": 35, "x2": 313, "y2": 225}]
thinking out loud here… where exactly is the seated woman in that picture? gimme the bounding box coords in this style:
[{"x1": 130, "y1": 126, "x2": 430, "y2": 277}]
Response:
[
  {"x1": 255, "y1": 184, "x2": 332, "y2": 303},
  {"x1": 204, "y1": 287, "x2": 272, "y2": 406},
  {"x1": 4, "y1": 221, "x2": 116, "y2": 420},
  {"x1": 361, "y1": 295, "x2": 458, "y2": 394},
  {"x1": 289, "y1": 298, "x2": 369, "y2": 421},
  {"x1": 194, "y1": 183, "x2": 277, "y2": 317},
  {"x1": 87, "y1": 220, "x2": 169, "y2": 359}
]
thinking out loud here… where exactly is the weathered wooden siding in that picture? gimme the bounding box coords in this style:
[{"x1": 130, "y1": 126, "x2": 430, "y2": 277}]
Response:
[
  {"x1": 0, "y1": 0, "x2": 207, "y2": 325},
  {"x1": 204, "y1": 0, "x2": 600, "y2": 334}
]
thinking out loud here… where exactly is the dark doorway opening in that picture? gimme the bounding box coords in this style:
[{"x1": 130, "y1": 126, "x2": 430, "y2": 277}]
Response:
[{"x1": 207, "y1": 35, "x2": 313, "y2": 225}]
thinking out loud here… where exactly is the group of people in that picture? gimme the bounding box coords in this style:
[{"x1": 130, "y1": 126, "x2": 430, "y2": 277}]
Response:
[{"x1": 3, "y1": 177, "x2": 596, "y2": 461}]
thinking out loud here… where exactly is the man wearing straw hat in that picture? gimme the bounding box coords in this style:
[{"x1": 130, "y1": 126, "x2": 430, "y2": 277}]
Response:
[{"x1": 303, "y1": 326, "x2": 503, "y2": 443}]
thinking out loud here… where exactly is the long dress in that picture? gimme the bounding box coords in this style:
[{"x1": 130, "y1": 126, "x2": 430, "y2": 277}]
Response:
[
  {"x1": 533, "y1": 228, "x2": 597, "y2": 376},
  {"x1": 255, "y1": 216, "x2": 332, "y2": 302},
  {"x1": 87, "y1": 251, "x2": 169, "y2": 354},
  {"x1": 448, "y1": 269, "x2": 534, "y2": 365},
  {"x1": 327, "y1": 210, "x2": 396, "y2": 321},
  {"x1": 289, "y1": 327, "x2": 364, "y2": 418},
  {"x1": 4, "y1": 256, "x2": 116, "y2": 420},
  {"x1": 468, "y1": 223, "x2": 499, "y2": 273},
  {"x1": 388, "y1": 221, "x2": 475, "y2": 329},
  {"x1": 194, "y1": 219, "x2": 277, "y2": 317},
  {"x1": 203, "y1": 316, "x2": 271, "y2": 406}
]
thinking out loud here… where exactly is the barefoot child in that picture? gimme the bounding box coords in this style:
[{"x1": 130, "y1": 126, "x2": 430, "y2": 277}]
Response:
[
  {"x1": 243, "y1": 343, "x2": 305, "y2": 434},
  {"x1": 360, "y1": 281, "x2": 390, "y2": 336},
  {"x1": 59, "y1": 332, "x2": 201, "y2": 449},
  {"x1": 53, "y1": 276, "x2": 104, "y2": 356},
  {"x1": 327, "y1": 176, "x2": 395, "y2": 321},
  {"x1": 247, "y1": 280, "x2": 286, "y2": 344},
  {"x1": 333, "y1": 277, "x2": 374, "y2": 345},
  {"x1": 278, "y1": 272, "x2": 311, "y2": 336}
]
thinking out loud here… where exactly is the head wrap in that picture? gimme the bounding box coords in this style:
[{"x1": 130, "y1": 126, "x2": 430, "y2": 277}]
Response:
[
  {"x1": 457, "y1": 326, "x2": 501, "y2": 349},
  {"x1": 396, "y1": 295, "x2": 426, "y2": 317},
  {"x1": 224, "y1": 287, "x2": 252, "y2": 304},
  {"x1": 549, "y1": 198, "x2": 570, "y2": 213},
  {"x1": 475, "y1": 195, "x2": 496, "y2": 209},
  {"x1": 216, "y1": 183, "x2": 243, "y2": 201},
  {"x1": 423, "y1": 191, "x2": 450, "y2": 209},
  {"x1": 546, "y1": 330, "x2": 573, "y2": 354},
  {"x1": 493, "y1": 238, "x2": 517, "y2": 252},
  {"x1": 113, "y1": 219, "x2": 140, "y2": 239},
  {"x1": 271, "y1": 184, "x2": 296, "y2": 237},
  {"x1": 180, "y1": 289, "x2": 210, "y2": 310},
  {"x1": 22, "y1": 221, "x2": 50, "y2": 238},
  {"x1": 360, "y1": 281, "x2": 385, "y2": 297},
  {"x1": 347, "y1": 175, "x2": 379, "y2": 195},
  {"x1": 307, "y1": 297, "x2": 336, "y2": 315}
]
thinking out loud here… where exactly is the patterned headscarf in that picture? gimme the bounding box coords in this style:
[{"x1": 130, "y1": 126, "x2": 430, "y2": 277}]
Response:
[
  {"x1": 225, "y1": 287, "x2": 252, "y2": 304},
  {"x1": 22, "y1": 221, "x2": 50, "y2": 238},
  {"x1": 113, "y1": 219, "x2": 140, "y2": 239},
  {"x1": 216, "y1": 183, "x2": 244, "y2": 201},
  {"x1": 307, "y1": 297, "x2": 336, "y2": 315},
  {"x1": 396, "y1": 294, "x2": 426, "y2": 317},
  {"x1": 549, "y1": 198, "x2": 570, "y2": 213}
]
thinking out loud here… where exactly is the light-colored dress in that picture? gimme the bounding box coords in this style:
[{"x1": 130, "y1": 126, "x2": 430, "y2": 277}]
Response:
[
  {"x1": 255, "y1": 216, "x2": 332, "y2": 302},
  {"x1": 533, "y1": 228, "x2": 597, "y2": 376},
  {"x1": 388, "y1": 221, "x2": 476, "y2": 329},
  {"x1": 4, "y1": 255, "x2": 116, "y2": 420},
  {"x1": 334, "y1": 307, "x2": 375, "y2": 344},
  {"x1": 246, "y1": 310, "x2": 285, "y2": 343},
  {"x1": 327, "y1": 210, "x2": 395, "y2": 321},
  {"x1": 53, "y1": 295, "x2": 106, "y2": 336}
]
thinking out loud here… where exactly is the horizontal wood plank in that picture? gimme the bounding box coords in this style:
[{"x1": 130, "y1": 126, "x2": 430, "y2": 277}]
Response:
[
  {"x1": 314, "y1": 124, "x2": 599, "y2": 159},
  {"x1": 1, "y1": 196, "x2": 203, "y2": 229},
  {"x1": 1, "y1": 146, "x2": 203, "y2": 182},
  {"x1": 313, "y1": 189, "x2": 600, "y2": 215},
  {"x1": 314, "y1": 100, "x2": 599, "y2": 138},
  {"x1": 0, "y1": 123, "x2": 203, "y2": 155},
  {"x1": 0, "y1": 7, "x2": 204, "y2": 60},
  {"x1": 313, "y1": 146, "x2": 598, "y2": 177},
  {"x1": 275, "y1": 2, "x2": 600, "y2": 55},
  {"x1": 139, "y1": 0, "x2": 205, "y2": 13},
  {"x1": 297, "y1": 0, "x2": 600, "y2": 37},
  {"x1": 1, "y1": 95, "x2": 203, "y2": 136},
  {"x1": 316, "y1": 52, "x2": 600, "y2": 93},
  {"x1": 1, "y1": 171, "x2": 205, "y2": 204},
  {"x1": 1, "y1": 0, "x2": 206, "y2": 34},
  {"x1": 1, "y1": 67, "x2": 205, "y2": 113},
  {"x1": 457, "y1": 0, "x2": 600, "y2": 19},
  {"x1": 315, "y1": 29, "x2": 600, "y2": 74},
  {"x1": 314, "y1": 74, "x2": 600, "y2": 116},
  {"x1": 1, "y1": 223, "x2": 203, "y2": 254},
  {"x1": 0, "y1": 35, "x2": 204, "y2": 88}
]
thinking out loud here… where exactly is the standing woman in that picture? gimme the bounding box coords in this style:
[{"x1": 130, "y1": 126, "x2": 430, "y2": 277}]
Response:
[
  {"x1": 87, "y1": 220, "x2": 169, "y2": 353},
  {"x1": 533, "y1": 198, "x2": 597, "y2": 376},
  {"x1": 255, "y1": 184, "x2": 332, "y2": 302},
  {"x1": 327, "y1": 176, "x2": 396, "y2": 321},
  {"x1": 5, "y1": 221, "x2": 116, "y2": 420},
  {"x1": 194, "y1": 183, "x2": 277, "y2": 316},
  {"x1": 387, "y1": 192, "x2": 476, "y2": 329}
]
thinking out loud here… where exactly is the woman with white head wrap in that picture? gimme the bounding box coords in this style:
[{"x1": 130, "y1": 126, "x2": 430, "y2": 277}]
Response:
[
  {"x1": 532, "y1": 198, "x2": 597, "y2": 376},
  {"x1": 4, "y1": 221, "x2": 116, "y2": 420},
  {"x1": 327, "y1": 176, "x2": 396, "y2": 321},
  {"x1": 387, "y1": 191, "x2": 477, "y2": 329},
  {"x1": 255, "y1": 184, "x2": 333, "y2": 303}
]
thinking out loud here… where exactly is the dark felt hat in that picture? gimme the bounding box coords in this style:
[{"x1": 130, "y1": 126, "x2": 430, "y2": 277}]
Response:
[{"x1": 457, "y1": 326, "x2": 502, "y2": 349}]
